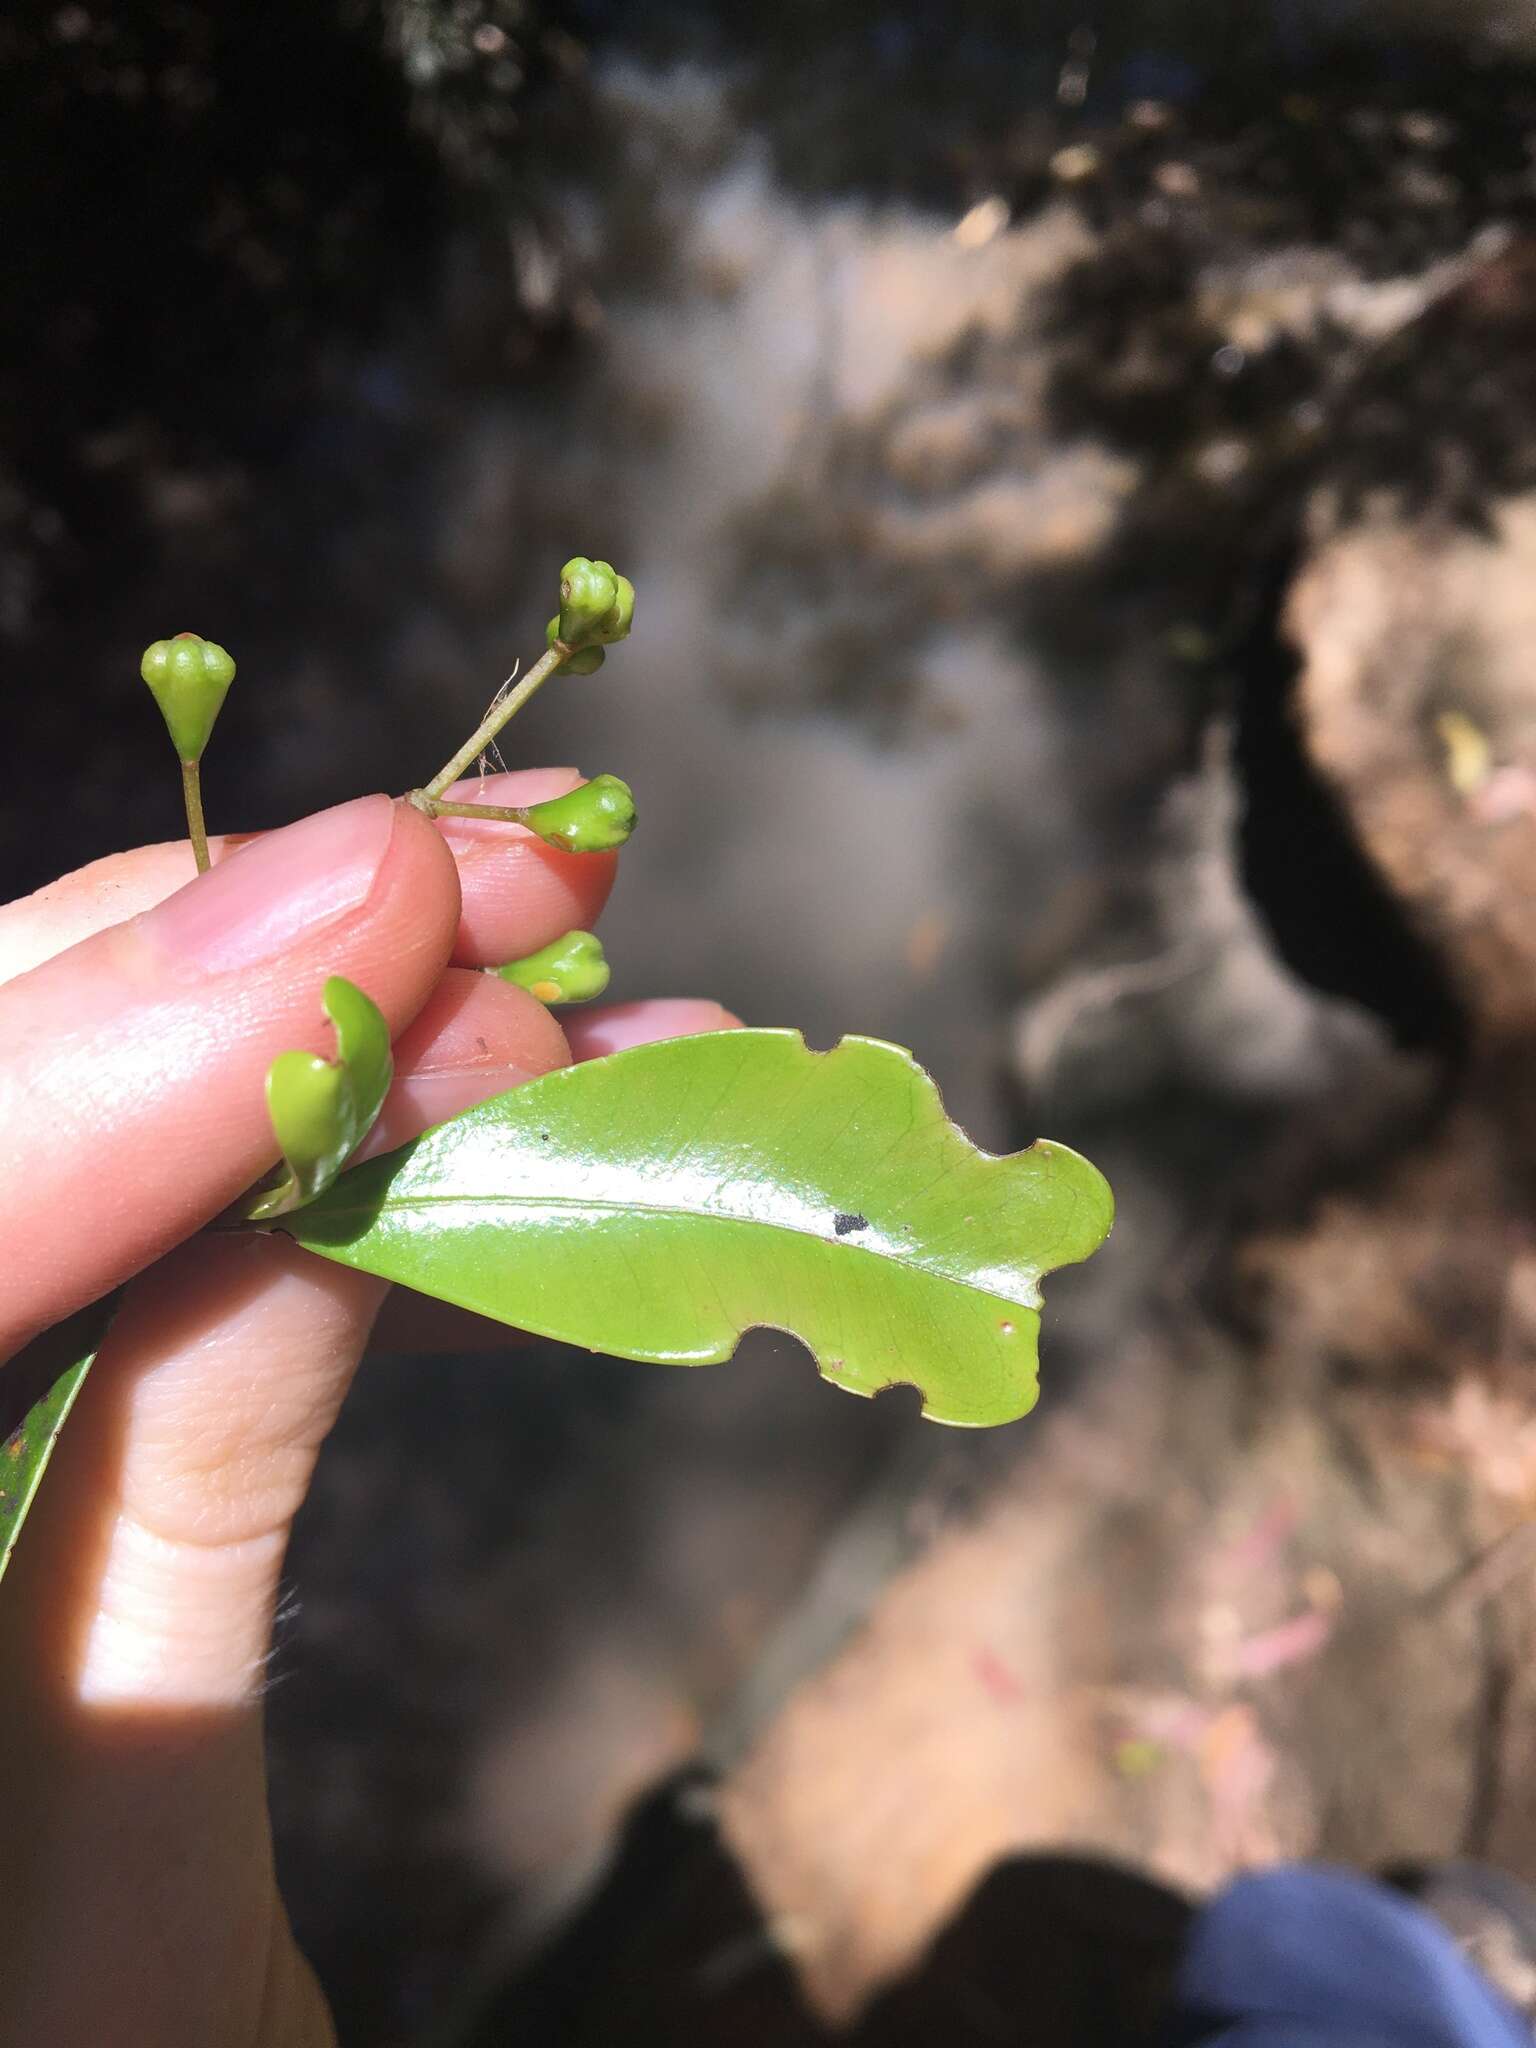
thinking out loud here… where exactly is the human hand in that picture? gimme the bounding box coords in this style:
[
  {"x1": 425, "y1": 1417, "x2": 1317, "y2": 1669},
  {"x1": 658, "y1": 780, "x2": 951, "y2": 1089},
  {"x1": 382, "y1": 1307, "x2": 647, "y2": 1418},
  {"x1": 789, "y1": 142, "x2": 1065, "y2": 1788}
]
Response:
[{"x1": 0, "y1": 774, "x2": 735, "y2": 2047}]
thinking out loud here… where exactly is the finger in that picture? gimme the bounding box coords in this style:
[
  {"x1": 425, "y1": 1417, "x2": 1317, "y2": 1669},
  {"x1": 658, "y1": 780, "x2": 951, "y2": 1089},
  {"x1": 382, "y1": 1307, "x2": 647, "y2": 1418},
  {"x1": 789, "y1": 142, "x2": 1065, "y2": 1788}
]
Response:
[
  {"x1": 0, "y1": 769, "x2": 619, "y2": 988},
  {"x1": 5, "y1": 978, "x2": 737, "y2": 1672},
  {"x1": 0, "y1": 797, "x2": 625, "y2": 2044},
  {"x1": 0, "y1": 795, "x2": 461, "y2": 1359},
  {"x1": 0, "y1": 837, "x2": 233, "y2": 984},
  {"x1": 370, "y1": 985, "x2": 742, "y2": 1156},
  {"x1": 0, "y1": 798, "x2": 465, "y2": 2042},
  {"x1": 562, "y1": 997, "x2": 742, "y2": 1060},
  {"x1": 360, "y1": 967, "x2": 570, "y2": 1158},
  {"x1": 433, "y1": 768, "x2": 620, "y2": 967},
  {"x1": 0, "y1": 968, "x2": 733, "y2": 2031},
  {"x1": 11, "y1": 982, "x2": 579, "y2": 1699}
]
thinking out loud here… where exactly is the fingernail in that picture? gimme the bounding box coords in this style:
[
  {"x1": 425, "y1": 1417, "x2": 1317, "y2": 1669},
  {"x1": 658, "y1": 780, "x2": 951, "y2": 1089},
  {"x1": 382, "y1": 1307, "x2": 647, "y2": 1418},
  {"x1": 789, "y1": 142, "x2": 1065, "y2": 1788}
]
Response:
[{"x1": 145, "y1": 795, "x2": 398, "y2": 975}]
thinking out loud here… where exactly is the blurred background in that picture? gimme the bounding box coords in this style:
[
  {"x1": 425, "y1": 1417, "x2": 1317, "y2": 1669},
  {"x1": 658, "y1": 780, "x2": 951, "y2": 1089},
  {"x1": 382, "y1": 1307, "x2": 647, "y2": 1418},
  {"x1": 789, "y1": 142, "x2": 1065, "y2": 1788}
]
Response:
[{"x1": 11, "y1": 0, "x2": 1536, "y2": 2039}]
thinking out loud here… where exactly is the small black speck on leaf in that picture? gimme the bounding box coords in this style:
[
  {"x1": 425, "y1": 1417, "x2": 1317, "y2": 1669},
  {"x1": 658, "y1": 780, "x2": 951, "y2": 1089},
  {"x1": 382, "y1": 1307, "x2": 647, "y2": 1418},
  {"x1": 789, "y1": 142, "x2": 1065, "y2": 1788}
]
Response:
[{"x1": 834, "y1": 1211, "x2": 869, "y2": 1236}]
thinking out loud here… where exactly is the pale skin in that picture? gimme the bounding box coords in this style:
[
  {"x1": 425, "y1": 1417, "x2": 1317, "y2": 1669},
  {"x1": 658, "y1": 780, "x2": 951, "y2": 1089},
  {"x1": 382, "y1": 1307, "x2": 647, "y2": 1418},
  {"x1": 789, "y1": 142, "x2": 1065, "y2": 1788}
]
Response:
[{"x1": 0, "y1": 770, "x2": 737, "y2": 2047}]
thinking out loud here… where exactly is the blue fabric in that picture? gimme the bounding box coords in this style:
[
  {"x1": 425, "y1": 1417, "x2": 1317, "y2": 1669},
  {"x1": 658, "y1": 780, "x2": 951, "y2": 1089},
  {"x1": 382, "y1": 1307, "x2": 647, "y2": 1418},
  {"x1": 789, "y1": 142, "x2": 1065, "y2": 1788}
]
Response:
[{"x1": 1167, "y1": 1867, "x2": 1530, "y2": 2047}]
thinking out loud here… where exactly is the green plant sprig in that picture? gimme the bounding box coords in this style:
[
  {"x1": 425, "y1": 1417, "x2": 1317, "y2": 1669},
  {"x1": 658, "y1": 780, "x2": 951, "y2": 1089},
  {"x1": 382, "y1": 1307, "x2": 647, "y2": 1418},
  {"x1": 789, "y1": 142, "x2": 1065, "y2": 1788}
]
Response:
[
  {"x1": 139, "y1": 560, "x2": 638, "y2": 860},
  {"x1": 1, "y1": 543, "x2": 1115, "y2": 1591},
  {"x1": 135, "y1": 558, "x2": 641, "y2": 1223}
]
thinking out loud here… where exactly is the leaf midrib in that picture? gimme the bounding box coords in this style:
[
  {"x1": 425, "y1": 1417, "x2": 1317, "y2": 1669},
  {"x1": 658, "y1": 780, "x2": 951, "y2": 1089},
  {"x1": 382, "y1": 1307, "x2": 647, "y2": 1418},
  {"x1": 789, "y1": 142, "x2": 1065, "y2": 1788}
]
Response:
[{"x1": 303, "y1": 1187, "x2": 1045, "y2": 1305}]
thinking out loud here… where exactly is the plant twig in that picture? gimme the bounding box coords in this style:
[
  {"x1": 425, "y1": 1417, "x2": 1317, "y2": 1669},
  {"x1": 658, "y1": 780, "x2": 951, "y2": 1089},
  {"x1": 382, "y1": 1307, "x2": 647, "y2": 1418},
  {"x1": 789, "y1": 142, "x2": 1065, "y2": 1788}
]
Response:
[
  {"x1": 181, "y1": 758, "x2": 211, "y2": 873},
  {"x1": 415, "y1": 798, "x2": 543, "y2": 824},
  {"x1": 421, "y1": 644, "x2": 569, "y2": 799}
]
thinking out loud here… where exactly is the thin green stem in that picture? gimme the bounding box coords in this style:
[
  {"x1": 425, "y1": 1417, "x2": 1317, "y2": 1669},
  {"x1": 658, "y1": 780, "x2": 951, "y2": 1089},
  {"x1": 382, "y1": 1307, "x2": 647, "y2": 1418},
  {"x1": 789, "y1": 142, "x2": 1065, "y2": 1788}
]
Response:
[
  {"x1": 422, "y1": 644, "x2": 569, "y2": 799},
  {"x1": 181, "y1": 758, "x2": 211, "y2": 874},
  {"x1": 416, "y1": 797, "x2": 540, "y2": 825}
]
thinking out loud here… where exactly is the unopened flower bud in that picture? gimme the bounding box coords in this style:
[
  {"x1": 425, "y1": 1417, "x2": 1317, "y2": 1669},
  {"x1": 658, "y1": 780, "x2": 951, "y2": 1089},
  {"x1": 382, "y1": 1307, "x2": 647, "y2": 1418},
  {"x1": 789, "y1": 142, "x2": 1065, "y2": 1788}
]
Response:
[
  {"x1": 557, "y1": 556, "x2": 620, "y2": 645},
  {"x1": 520, "y1": 773, "x2": 636, "y2": 853},
  {"x1": 547, "y1": 615, "x2": 606, "y2": 674},
  {"x1": 554, "y1": 558, "x2": 635, "y2": 653},
  {"x1": 497, "y1": 929, "x2": 610, "y2": 1005},
  {"x1": 140, "y1": 631, "x2": 236, "y2": 763},
  {"x1": 597, "y1": 574, "x2": 635, "y2": 645}
]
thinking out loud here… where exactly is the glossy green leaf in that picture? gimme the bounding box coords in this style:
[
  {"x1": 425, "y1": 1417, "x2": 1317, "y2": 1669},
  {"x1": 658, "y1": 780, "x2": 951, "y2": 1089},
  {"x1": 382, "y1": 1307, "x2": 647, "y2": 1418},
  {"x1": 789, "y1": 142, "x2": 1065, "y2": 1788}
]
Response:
[
  {"x1": 0, "y1": 1293, "x2": 119, "y2": 1588},
  {"x1": 285, "y1": 1030, "x2": 1112, "y2": 1426},
  {"x1": 245, "y1": 976, "x2": 393, "y2": 1221}
]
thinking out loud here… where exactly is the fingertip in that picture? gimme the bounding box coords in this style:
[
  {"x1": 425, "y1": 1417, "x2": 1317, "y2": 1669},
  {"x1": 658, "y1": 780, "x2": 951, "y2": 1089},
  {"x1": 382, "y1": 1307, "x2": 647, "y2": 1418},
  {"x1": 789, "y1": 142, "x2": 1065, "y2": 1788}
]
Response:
[
  {"x1": 361, "y1": 967, "x2": 571, "y2": 1156},
  {"x1": 432, "y1": 770, "x2": 621, "y2": 965},
  {"x1": 380, "y1": 796, "x2": 465, "y2": 986},
  {"x1": 439, "y1": 767, "x2": 586, "y2": 811},
  {"x1": 563, "y1": 999, "x2": 743, "y2": 1061},
  {"x1": 391, "y1": 964, "x2": 571, "y2": 1078},
  {"x1": 0, "y1": 796, "x2": 466, "y2": 1356}
]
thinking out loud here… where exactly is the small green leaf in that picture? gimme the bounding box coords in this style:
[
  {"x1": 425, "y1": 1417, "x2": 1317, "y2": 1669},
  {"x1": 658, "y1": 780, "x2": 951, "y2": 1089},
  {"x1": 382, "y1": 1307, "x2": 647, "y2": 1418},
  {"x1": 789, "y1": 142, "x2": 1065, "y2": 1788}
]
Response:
[
  {"x1": 518, "y1": 776, "x2": 636, "y2": 854},
  {"x1": 497, "y1": 930, "x2": 610, "y2": 1005},
  {"x1": 245, "y1": 976, "x2": 393, "y2": 1221},
  {"x1": 318, "y1": 975, "x2": 393, "y2": 1132},
  {"x1": 285, "y1": 1031, "x2": 1112, "y2": 1426},
  {"x1": 0, "y1": 1294, "x2": 119, "y2": 1589}
]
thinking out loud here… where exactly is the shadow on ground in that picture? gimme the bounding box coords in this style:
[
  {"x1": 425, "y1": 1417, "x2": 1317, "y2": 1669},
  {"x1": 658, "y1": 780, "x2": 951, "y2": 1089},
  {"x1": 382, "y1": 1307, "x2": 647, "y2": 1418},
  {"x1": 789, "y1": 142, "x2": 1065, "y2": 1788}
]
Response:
[{"x1": 473, "y1": 1771, "x2": 1192, "y2": 2048}]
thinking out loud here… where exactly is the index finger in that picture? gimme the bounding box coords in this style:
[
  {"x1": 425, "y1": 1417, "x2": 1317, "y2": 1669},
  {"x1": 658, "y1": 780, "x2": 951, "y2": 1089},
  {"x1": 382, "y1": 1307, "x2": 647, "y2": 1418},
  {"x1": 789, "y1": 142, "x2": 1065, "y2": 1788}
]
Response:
[{"x1": 0, "y1": 768, "x2": 618, "y2": 986}]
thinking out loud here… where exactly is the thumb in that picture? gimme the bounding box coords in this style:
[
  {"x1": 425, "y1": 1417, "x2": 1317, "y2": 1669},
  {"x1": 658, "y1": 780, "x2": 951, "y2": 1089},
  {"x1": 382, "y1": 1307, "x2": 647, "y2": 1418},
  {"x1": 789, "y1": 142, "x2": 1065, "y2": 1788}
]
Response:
[{"x1": 0, "y1": 795, "x2": 460, "y2": 1360}]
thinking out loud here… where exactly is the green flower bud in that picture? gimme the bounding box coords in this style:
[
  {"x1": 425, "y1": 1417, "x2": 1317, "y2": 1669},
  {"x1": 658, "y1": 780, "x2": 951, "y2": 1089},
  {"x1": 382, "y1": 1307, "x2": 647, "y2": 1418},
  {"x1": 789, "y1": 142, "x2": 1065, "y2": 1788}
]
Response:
[
  {"x1": 597, "y1": 574, "x2": 635, "y2": 645},
  {"x1": 497, "y1": 929, "x2": 610, "y2": 1005},
  {"x1": 140, "y1": 631, "x2": 236, "y2": 763},
  {"x1": 547, "y1": 615, "x2": 606, "y2": 675},
  {"x1": 520, "y1": 773, "x2": 636, "y2": 854},
  {"x1": 558, "y1": 556, "x2": 620, "y2": 646},
  {"x1": 554, "y1": 558, "x2": 634, "y2": 653}
]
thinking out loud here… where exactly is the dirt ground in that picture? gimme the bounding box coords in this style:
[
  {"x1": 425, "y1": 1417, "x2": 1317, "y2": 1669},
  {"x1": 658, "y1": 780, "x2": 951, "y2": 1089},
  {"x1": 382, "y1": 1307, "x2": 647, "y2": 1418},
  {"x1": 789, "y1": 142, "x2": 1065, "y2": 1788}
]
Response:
[{"x1": 442, "y1": 497, "x2": 1536, "y2": 2046}]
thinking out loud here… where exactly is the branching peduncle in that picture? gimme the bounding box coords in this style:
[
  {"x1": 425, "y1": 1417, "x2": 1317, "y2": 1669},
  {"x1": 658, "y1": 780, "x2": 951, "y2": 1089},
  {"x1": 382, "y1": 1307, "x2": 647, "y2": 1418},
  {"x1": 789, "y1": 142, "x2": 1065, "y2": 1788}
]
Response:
[
  {"x1": 417, "y1": 643, "x2": 570, "y2": 802},
  {"x1": 418, "y1": 797, "x2": 542, "y2": 824},
  {"x1": 142, "y1": 557, "x2": 635, "y2": 853}
]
